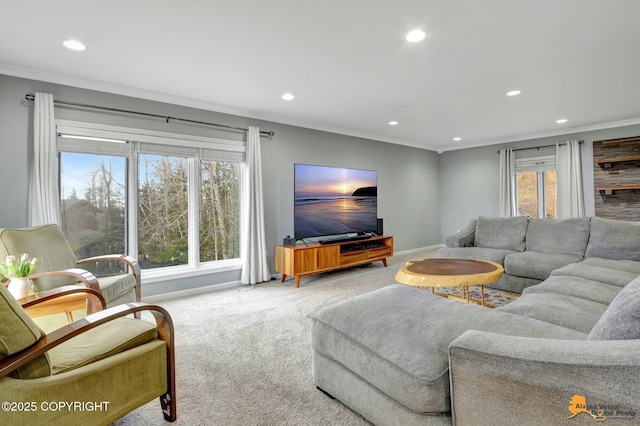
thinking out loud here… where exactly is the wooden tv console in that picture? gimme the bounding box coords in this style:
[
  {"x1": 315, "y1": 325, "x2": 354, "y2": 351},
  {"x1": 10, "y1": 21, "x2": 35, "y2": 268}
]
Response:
[{"x1": 275, "y1": 235, "x2": 394, "y2": 288}]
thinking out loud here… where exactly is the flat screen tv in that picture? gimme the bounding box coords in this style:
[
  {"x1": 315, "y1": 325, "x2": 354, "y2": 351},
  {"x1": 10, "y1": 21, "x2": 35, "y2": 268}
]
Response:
[{"x1": 294, "y1": 163, "x2": 378, "y2": 240}]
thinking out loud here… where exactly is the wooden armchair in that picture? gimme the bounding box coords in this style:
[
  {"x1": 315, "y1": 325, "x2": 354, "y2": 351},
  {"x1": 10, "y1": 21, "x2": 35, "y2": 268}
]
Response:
[
  {"x1": 0, "y1": 283, "x2": 176, "y2": 425},
  {"x1": 0, "y1": 225, "x2": 141, "y2": 319}
]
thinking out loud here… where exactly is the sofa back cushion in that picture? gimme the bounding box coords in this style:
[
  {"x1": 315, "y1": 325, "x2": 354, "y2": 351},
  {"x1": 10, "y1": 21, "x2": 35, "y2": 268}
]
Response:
[
  {"x1": 588, "y1": 276, "x2": 640, "y2": 340},
  {"x1": 474, "y1": 216, "x2": 528, "y2": 252},
  {"x1": 525, "y1": 217, "x2": 591, "y2": 256},
  {"x1": 585, "y1": 217, "x2": 640, "y2": 261}
]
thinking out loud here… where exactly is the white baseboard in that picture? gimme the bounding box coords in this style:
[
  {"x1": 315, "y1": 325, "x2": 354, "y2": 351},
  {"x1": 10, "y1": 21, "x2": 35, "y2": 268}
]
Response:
[
  {"x1": 394, "y1": 244, "x2": 444, "y2": 256},
  {"x1": 142, "y1": 280, "x2": 243, "y2": 303}
]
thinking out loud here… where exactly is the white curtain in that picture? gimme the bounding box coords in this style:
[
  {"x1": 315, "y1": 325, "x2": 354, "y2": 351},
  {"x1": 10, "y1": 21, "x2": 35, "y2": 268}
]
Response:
[
  {"x1": 556, "y1": 140, "x2": 585, "y2": 219},
  {"x1": 240, "y1": 126, "x2": 270, "y2": 284},
  {"x1": 29, "y1": 92, "x2": 60, "y2": 226},
  {"x1": 499, "y1": 148, "x2": 516, "y2": 217}
]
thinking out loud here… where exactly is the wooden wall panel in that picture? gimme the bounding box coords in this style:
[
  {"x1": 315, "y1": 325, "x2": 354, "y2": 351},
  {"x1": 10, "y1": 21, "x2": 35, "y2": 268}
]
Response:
[{"x1": 593, "y1": 137, "x2": 640, "y2": 220}]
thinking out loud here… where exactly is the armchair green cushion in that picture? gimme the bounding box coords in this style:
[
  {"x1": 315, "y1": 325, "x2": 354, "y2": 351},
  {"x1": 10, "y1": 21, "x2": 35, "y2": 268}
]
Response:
[
  {"x1": 49, "y1": 318, "x2": 157, "y2": 375},
  {"x1": 0, "y1": 225, "x2": 139, "y2": 309},
  {"x1": 1, "y1": 341, "x2": 169, "y2": 425},
  {"x1": 97, "y1": 273, "x2": 137, "y2": 303},
  {"x1": 0, "y1": 225, "x2": 79, "y2": 290},
  {"x1": 0, "y1": 283, "x2": 52, "y2": 379},
  {"x1": 1, "y1": 289, "x2": 157, "y2": 381},
  {"x1": 0, "y1": 283, "x2": 43, "y2": 355},
  {"x1": 0, "y1": 283, "x2": 176, "y2": 424}
]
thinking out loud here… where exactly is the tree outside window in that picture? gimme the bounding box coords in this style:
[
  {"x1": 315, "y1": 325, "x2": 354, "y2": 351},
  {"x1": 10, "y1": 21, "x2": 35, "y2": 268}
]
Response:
[
  {"x1": 516, "y1": 169, "x2": 556, "y2": 218},
  {"x1": 60, "y1": 150, "x2": 240, "y2": 275}
]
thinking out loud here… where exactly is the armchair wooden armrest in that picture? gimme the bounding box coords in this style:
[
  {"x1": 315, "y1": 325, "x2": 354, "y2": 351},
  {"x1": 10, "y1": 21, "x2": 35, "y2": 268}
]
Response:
[
  {"x1": 18, "y1": 285, "x2": 106, "y2": 319},
  {"x1": 78, "y1": 254, "x2": 141, "y2": 302},
  {"x1": 0, "y1": 303, "x2": 176, "y2": 421},
  {"x1": 30, "y1": 268, "x2": 100, "y2": 292}
]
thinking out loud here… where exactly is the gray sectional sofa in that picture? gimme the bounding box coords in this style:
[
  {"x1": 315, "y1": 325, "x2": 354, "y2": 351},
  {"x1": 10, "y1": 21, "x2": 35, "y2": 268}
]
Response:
[
  {"x1": 310, "y1": 216, "x2": 640, "y2": 425},
  {"x1": 437, "y1": 215, "x2": 623, "y2": 293}
]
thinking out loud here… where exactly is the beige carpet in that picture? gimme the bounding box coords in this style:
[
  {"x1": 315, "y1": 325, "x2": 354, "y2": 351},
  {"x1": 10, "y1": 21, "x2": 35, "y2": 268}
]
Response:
[{"x1": 113, "y1": 249, "x2": 456, "y2": 425}]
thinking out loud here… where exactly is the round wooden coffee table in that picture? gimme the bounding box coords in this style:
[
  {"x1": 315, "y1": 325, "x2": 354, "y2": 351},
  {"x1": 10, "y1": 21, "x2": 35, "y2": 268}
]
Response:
[{"x1": 395, "y1": 258, "x2": 504, "y2": 306}]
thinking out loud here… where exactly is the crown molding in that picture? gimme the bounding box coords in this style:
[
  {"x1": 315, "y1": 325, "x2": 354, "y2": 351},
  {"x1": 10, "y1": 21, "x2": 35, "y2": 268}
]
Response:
[
  {"x1": 0, "y1": 63, "x2": 437, "y2": 150},
  {"x1": 0, "y1": 63, "x2": 261, "y2": 118},
  {"x1": 3, "y1": 63, "x2": 639, "y2": 154},
  {"x1": 435, "y1": 118, "x2": 640, "y2": 153}
]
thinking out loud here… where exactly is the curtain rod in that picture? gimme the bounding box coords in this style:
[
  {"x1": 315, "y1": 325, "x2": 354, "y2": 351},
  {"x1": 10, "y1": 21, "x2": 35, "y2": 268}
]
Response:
[
  {"x1": 24, "y1": 93, "x2": 274, "y2": 138},
  {"x1": 496, "y1": 140, "x2": 584, "y2": 154}
]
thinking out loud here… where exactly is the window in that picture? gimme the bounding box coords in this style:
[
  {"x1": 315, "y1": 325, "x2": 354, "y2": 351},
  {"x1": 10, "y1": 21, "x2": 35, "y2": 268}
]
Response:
[
  {"x1": 199, "y1": 161, "x2": 240, "y2": 262},
  {"x1": 57, "y1": 121, "x2": 244, "y2": 281},
  {"x1": 137, "y1": 154, "x2": 189, "y2": 268},
  {"x1": 515, "y1": 154, "x2": 556, "y2": 218},
  {"x1": 60, "y1": 152, "x2": 127, "y2": 277}
]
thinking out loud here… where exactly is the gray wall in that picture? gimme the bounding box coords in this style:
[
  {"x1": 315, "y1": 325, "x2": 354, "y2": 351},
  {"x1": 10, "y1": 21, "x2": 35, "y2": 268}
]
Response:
[
  {"x1": 6, "y1": 72, "x2": 639, "y2": 295},
  {"x1": 261, "y1": 124, "x2": 441, "y2": 256},
  {"x1": 0, "y1": 74, "x2": 441, "y2": 295},
  {"x1": 439, "y1": 124, "x2": 640, "y2": 238}
]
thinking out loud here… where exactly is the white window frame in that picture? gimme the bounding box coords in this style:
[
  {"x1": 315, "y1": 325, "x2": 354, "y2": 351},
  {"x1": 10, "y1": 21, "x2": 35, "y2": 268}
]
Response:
[
  {"x1": 515, "y1": 154, "x2": 556, "y2": 218},
  {"x1": 56, "y1": 120, "x2": 245, "y2": 284}
]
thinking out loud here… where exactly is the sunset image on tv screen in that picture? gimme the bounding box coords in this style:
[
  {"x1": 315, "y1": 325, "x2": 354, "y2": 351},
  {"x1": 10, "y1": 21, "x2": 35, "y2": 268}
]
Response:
[{"x1": 294, "y1": 164, "x2": 377, "y2": 239}]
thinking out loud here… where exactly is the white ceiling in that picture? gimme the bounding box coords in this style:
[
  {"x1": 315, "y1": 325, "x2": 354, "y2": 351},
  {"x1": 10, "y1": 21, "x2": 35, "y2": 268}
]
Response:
[{"x1": 2, "y1": 0, "x2": 640, "y2": 152}]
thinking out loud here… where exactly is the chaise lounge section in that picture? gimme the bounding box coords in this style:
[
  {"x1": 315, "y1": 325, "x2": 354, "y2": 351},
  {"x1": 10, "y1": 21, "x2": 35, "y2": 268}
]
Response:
[{"x1": 311, "y1": 216, "x2": 640, "y2": 425}]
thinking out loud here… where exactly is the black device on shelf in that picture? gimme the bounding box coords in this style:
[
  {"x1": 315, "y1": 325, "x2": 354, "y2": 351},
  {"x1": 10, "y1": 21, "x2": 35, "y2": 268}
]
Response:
[
  {"x1": 320, "y1": 234, "x2": 372, "y2": 245},
  {"x1": 339, "y1": 240, "x2": 383, "y2": 253}
]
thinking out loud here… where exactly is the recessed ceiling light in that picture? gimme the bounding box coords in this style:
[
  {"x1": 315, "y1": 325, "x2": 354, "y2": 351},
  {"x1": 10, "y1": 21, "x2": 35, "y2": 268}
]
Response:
[
  {"x1": 388, "y1": 121, "x2": 399, "y2": 126},
  {"x1": 405, "y1": 29, "x2": 426, "y2": 43},
  {"x1": 556, "y1": 118, "x2": 568, "y2": 124},
  {"x1": 453, "y1": 137, "x2": 462, "y2": 141},
  {"x1": 506, "y1": 90, "x2": 521, "y2": 96},
  {"x1": 63, "y1": 39, "x2": 86, "y2": 51},
  {"x1": 281, "y1": 93, "x2": 294, "y2": 101}
]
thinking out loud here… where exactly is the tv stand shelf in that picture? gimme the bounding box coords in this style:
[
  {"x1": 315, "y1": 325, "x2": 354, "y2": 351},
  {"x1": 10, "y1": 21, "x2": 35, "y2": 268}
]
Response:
[{"x1": 275, "y1": 235, "x2": 393, "y2": 288}]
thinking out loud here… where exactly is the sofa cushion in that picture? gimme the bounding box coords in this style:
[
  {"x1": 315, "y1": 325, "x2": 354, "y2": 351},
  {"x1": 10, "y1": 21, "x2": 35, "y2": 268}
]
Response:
[
  {"x1": 588, "y1": 276, "x2": 640, "y2": 340},
  {"x1": 311, "y1": 285, "x2": 586, "y2": 414},
  {"x1": 580, "y1": 257, "x2": 640, "y2": 274},
  {"x1": 498, "y1": 291, "x2": 608, "y2": 333},
  {"x1": 474, "y1": 216, "x2": 528, "y2": 252},
  {"x1": 486, "y1": 274, "x2": 541, "y2": 294},
  {"x1": 585, "y1": 216, "x2": 640, "y2": 261},
  {"x1": 525, "y1": 217, "x2": 590, "y2": 256},
  {"x1": 504, "y1": 251, "x2": 582, "y2": 281},
  {"x1": 436, "y1": 247, "x2": 517, "y2": 265},
  {"x1": 523, "y1": 275, "x2": 622, "y2": 306},
  {"x1": 551, "y1": 260, "x2": 640, "y2": 288}
]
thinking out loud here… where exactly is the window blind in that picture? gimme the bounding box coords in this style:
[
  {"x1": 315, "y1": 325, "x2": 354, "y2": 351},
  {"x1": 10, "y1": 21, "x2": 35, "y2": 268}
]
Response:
[
  {"x1": 515, "y1": 155, "x2": 556, "y2": 173},
  {"x1": 56, "y1": 120, "x2": 245, "y2": 162}
]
